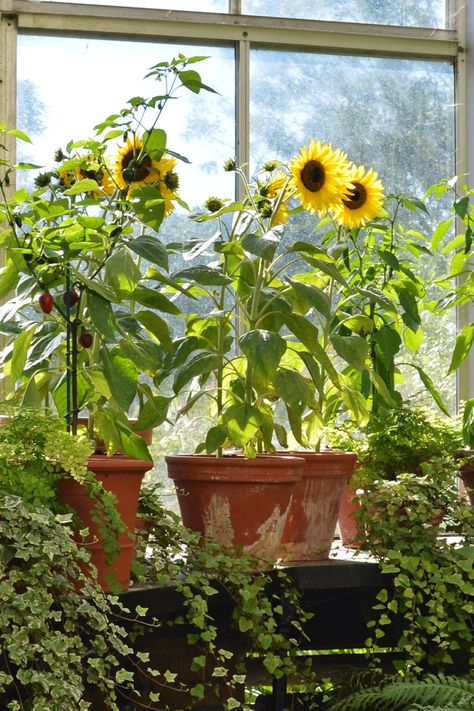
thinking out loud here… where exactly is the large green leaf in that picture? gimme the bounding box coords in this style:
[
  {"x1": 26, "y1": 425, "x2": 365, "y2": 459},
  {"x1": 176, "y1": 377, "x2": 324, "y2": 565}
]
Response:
[
  {"x1": 128, "y1": 234, "x2": 168, "y2": 270},
  {"x1": 136, "y1": 310, "x2": 173, "y2": 352},
  {"x1": 222, "y1": 403, "x2": 263, "y2": 448},
  {"x1": 173, "y1": 348, "x2": 220, "y2": 394},
  {"x1": 11, "y1": 324, "x2": 38, "y2": 383},
  {"x1": 288, "y1": 279, "x2": 331, "y2": 318},
  {"x1": 142, "y1": 128, "x2": 167, "y2": 160},
  {"x1": 274, "y1": 368, "x2": 313, "y2": 410},
  {"x1": 331, "y1": 335, "x2": 368, "y2": 371},
  {"x1": 130, "y1": 185, "x2": 166, "y2": 232},
  {"x1": 407, "y1": 363, "x2": 450, "y2": 416},
  {"x1": 119, "y1": 338, "x2": 164, "y2": 374},
  {"x1": 87, "y1": 291, "x2": 116, "y2": 342},
  {"x1": 134, "y1": 394, "x2": 172, "y2": 430},
  {"x1": 173, "y1": 265, "x2": 231, "y2": 286},
  {"x1": 339, "y1": 314, "x2": 374, "y2": 335},
  {"x1": 284, "y1": 313, "x2": 319, "y2": 351},
  {"x1": 448, "y1": 323, "x2": 474, "y2": 374},
  {"x1": 132, "y1": 286, "x2": 181, "y2": 315},
  {"x1": 52, "y1": 370, "x2": 95, "y2": 417},
  {"x1": 241, "y1": 231, "x2": 279, "y2": 262},
  {"x1": 205, "y1": 425, "x2": 228, "y2": 454},
  {"x1": 105, "y1": 247, "x2": 142, "y2": 298},
  {"x1": 239, "y1": 329, "x2": 286, "y2": 383},
  {"x1": 0, "y1": 264, "x2": 19, "y2": 301},
  {"x1": 102, "y1": 350, "x2": 138, "y2": 410},
  {"x1": 373, "y1": 325, "x2": 402, "y2": 369},
  {"x1": 64, "y1": 178, "x2": 100, "y2": 195}
]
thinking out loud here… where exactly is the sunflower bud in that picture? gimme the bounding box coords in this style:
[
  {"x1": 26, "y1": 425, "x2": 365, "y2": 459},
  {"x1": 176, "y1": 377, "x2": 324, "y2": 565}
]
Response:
[
  {"x1": 164, "y1": 170, "x2": 179, "y2": 191},
  {"x1": 262, "y1": 160, "x2": 280, "y2": 172},
  {"x1": 34, "y1": 172, "x2": 52, "y2": 188},
  {"x1": 223, "y1": 158, "x2": 237, "y2": 172},
  {"x1": 54, "y1": 148, "x2": 65, "y2": 162},
  {"x1": 205, "y1": 197, "x2": 224, "y2": 213}
]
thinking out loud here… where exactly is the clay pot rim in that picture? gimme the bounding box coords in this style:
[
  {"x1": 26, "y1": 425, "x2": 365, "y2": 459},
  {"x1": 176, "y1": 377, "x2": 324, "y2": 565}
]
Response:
[{"x1": 166, "y1": 453, "x2": 305, "y2": 483}]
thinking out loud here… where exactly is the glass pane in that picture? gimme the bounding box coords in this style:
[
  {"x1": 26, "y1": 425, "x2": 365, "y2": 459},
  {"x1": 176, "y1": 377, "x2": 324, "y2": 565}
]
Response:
[
  {"x1": 45, "y1": 0, "x2": 227, "y2": 9},
  {"x1": 17, "y1": 36, "x2": 235, "y2": 493},
  {"x1": 243, "y1": 0, "x2": 446, "y2": 29},
  {"x1": 250, "y1": 48, "x2": 456, "y2": 409}
]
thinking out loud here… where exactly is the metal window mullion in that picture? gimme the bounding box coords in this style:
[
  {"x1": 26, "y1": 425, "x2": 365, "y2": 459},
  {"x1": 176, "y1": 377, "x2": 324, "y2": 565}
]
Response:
[
  {"x1": 455, "y1": 0, "x2": 474, "y2": 403},
  {"x1": 235, "y1": 37, "x2": 249, "y2": 190}
]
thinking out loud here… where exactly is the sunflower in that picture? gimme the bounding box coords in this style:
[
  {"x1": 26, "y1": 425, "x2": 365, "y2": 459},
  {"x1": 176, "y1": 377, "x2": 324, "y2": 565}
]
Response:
[
  {"x1": 266, "y1": 171, "x2": 291, "y2": 225},
  {"x1": 57, "y1": 153, "x2": 113, "y2": 196},
  {"x1": 290, "y1": 140, "x2": 352, "y2": 215},
  {"x1": 333, "y1": 164, "x2": 385, "y2": 229},
  {"x1": 112, "y1": 136, "x2": 162, "y2": 193}
]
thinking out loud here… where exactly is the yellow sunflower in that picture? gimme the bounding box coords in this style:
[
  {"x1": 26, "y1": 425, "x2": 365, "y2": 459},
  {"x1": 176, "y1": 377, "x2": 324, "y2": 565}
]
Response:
[
  {"x1": 266, "y1": 171, "x2": 291, "y2": 225},
  {"x1": 112, "y1": 136, "x2": 162, "y2": 193},
  {"x1": 333, "y1": 164, "x2": 385, "y2": 229},
  {"x1": 58, "y1": 153, "x2": 113, "y2": 197},
  {"x1": 290, "y1": 140, "x2": 352, "y2": 215}
]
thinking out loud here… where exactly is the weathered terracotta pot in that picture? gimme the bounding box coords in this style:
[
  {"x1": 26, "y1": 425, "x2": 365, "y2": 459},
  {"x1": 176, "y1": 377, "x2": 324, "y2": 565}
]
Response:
[
  {"x1": 165, "y1": 454, "x2": 304, "y2": 565},
  {"x1": 58, "y1": 454, "x2": 153, "y2": 592},
  {"x1": 279, "y1": 451, "x2": 357, "y2": 562}
]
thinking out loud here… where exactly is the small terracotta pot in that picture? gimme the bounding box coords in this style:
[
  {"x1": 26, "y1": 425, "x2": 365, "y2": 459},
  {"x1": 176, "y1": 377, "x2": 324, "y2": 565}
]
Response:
[
  {"x1": 166, "y1": 454, "x2": 304, "y2": 565},
  {"x1": 77, "y1": 417, "x2": 153, "y2": 453},
  {"x1": 58, "y1": 454, "x2": 153, "y2": 592},
  {"x1": 278, "y1": 451, "x2": 357, "y2": 562}
]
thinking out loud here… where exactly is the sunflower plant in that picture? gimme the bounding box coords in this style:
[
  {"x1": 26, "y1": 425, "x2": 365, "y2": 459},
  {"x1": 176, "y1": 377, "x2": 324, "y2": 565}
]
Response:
[
  {"x1": 161, "y1": 157, "x2": 373, "y2": 455},
  {"x1": 0, "y1": 54, "x2": 214, "y2": 458},
  {"x1": 289, "y1": 138, "x2": 449, "y2": 417}
]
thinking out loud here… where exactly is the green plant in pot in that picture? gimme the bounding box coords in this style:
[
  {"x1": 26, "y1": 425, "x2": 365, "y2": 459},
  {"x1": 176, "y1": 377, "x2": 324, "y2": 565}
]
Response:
[
  {"x1": 0, "y1": 54, "x2": 214, "y2": 589},
  {"x1": 161, "y1": 146, "x2": 385, "y2": 563}
]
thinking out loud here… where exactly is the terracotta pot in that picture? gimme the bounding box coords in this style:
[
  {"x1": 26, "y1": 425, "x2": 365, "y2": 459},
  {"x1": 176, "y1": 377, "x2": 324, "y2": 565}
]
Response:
[
  {"x1": 165, "y1": 454, "x2": 304, "y2": 565},
  {"x1": 278, "y1": 451, "x2": 357, "y2": 562},
  {"x1": 338, "y1": 484, "x2": 364, "y2": 548},
  {"x1": 58, "y1": 454, "x2": 153, "y2": 592},
  {"x1": 459, "y1": 456, "x2": 474, "y2": 506}
]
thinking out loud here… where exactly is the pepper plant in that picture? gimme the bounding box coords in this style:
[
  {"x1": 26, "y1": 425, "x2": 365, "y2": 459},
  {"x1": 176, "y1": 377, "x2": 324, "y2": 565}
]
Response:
[{"x1": 0, "y1": 54, "x2": 214, "y2": 457}]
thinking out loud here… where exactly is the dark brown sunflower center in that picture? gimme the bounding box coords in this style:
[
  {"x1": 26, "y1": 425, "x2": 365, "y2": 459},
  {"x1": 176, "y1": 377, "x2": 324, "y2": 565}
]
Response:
[
  {"x1": 122, "y1": 149, "x2": 152, "y2": 182},
  {"x1": 343, "y1": 182, "x2": 367, "y2": 210},
  {"x1": 301, "y1": 160, "x2": 325, "y2": 192}
]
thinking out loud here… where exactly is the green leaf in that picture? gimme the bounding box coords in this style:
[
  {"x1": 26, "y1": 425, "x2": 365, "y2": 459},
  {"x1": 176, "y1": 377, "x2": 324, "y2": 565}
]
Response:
[
  {"x1": 288, "y1": 278, "x2": 330, "y2": 318},
  {"x1": 52, "y1": 370, "x2": 94, "y2": 417},
  {"x1": 142, "y1": 127, "x2": 167, "y2": 160},
  {"x1": 339, "y1": 314, "x2": 374, "y2": 335},
  {"x1": 102, "y1": 350, "x2": 138, "y2": 410},
  {"x1": 105, "y1": 247, "x2": 142, "y2": 298},
  {"x1": 431, "y1": 217, "x2": 453, "y2": 250},
  {"x1": 284, "y1": 313, "x2": 319, "y2": 351},
  {"x1": 407, "y1": 363, "x2": 450, "y2": 415},
  {"x1": 453, "y1": 195, "x2": 470, "y2": 220},
  {"x1": 395, "y1": 286, "x2": 421, "y2": 331},
  {"x1": 116, "y1": 420, "x2": 152, "y2": 460},
  {"x1": 173, "y1": 265, "x2": 231, "y2": 286},
  {"x1": 132, "y1": 286, "x2": 181, "y2": 315},
  {"x1": 64, "y1": 178, "x2": 100, "y2": 195},
  {"x1": 222, "y1": 403, "x2": 263, "y2": 448},
  {"x1": 241, "y1": 232, "x2": 279, "y2": 261},
  {"x1": 128, "y1": 234, "x2": 168, "y2": 270},
  {"x1": 0, "y1": 263, "x2": 20, "y2": 301},
  {"x1": 448, "y1": 323, "x2": 474, "y2": 373},
  {"x1": 135, "y1": 395, "x2": 172, "y2": 430},
  {"x1": 87, "y1": 291, "x2": 117, "y2": 342},
  {"x1": 136, "y1": 310, "x2": 173, "y2": 352},
  {"x1": 239, "y1": 329, "x2": 287, "y2": 383},
  {"x1": 403, "y1": 326, "x2": 424, "y2": 353},
  {"x1": 331, "y1": 334, "x2": 368, "y2": 371},
  {"x1": 205, "y1": 425, "x2": 228, "y2": 454},
  {"x1": 11, "y1": 324, "x2": 38, "y2": 382},
  {"x1": 130, "y1": 185, "x2": 166, "y2": 231},
  {"x1": 274, "y1": 368, "x2": 313, "y2": 409},
  {"x1": 372, "y1": 325, "x2": 402, "y2": 369},
  {"x1": 7, "y1": 128, "x2": 32, "y2": 143},
  {"x1": 173, "y1": 349, "x2": 220, "y2": 394}
]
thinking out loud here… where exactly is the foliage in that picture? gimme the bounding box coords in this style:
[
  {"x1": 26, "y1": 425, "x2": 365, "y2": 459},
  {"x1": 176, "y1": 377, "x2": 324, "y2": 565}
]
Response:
[
  {"x1": 0, "y1": 494, "x2": 136, "y2": 710},
  {"x1": 0, "y1": 406, "x2": 125, "y2": 565},
  {"x1": 0, "y1": 54, "x2": 215, "y2": 458},
  {"x1": 357, "y1": 465, "x2": 474, "y2": 674},
  {"x1": 326, "y1": 673, "x2": 474, "y2": 711}
]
